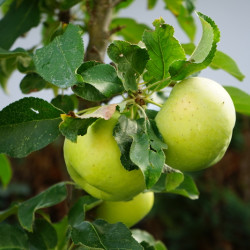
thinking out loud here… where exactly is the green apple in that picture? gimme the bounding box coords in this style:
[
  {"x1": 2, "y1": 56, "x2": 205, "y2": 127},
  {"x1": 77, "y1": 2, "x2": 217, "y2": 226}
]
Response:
[
  {"x1": 63, "y1": 112, "x2": 146, "y2": 201},
  {"x1": 155, "y1": 77, "x2": 236, "y2": 172},
  {"x1": 95, "y1": 191, "x2": 154, "y2": 228}
]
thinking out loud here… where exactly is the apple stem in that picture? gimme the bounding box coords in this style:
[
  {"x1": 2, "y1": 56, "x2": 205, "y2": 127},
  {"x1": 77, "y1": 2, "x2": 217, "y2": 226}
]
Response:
[{"x1": 144, "y1": 98, "x2": 163, "y2": 108}]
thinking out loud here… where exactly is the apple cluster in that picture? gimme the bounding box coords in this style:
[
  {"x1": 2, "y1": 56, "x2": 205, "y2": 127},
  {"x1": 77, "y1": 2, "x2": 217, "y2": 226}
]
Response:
[{"x1": 63, "y1": 77, "x2": 236, "y2": 227}]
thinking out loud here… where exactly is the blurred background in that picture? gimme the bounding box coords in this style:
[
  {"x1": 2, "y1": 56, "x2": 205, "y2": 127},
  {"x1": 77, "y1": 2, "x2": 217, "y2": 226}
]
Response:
[{"x1": 0, "y1": 1, "x2": 250, "y2": 249}]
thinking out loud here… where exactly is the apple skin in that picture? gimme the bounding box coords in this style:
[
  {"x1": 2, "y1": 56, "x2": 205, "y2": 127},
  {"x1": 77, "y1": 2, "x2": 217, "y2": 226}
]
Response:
[
  {"x1": 63, "y1": 112, "x2": 146, "y2": 201},
  {"x1": 155, "y1": 77, "x2": 236, "y2": 172},
  {"x1": 95, "y1": 191, "x2": 154, "y2": 228}
]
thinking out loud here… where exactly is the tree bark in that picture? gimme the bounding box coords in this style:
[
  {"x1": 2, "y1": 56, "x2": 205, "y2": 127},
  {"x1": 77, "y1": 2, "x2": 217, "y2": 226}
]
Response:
[{"x1": 85, "y1": 0, "x2": 113, "y2": 62}]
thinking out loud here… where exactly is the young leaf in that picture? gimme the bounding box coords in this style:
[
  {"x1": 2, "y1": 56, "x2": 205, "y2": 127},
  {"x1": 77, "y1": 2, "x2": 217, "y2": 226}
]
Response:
[
  {"x1": 60, "y1": 104, "x2": 117, "y2": 142},
  {"x1": 108, "y1": 40, "x2": 149, "y2": 91},
  {"x1": 18, "y1": 182, "x2": 68, "y2": 232},
  {"x1": 210, "y1": 51, "x2": 245, "y2": 81},
  {"x1": 0, "y1": 204, "x2": 18, "y2": 223},
  {"x1": 68, "y1": 195, "x2": 100, "y2": 227},
  {"x1": 71, "y1": 219, "x2": 143, "y2": 249},
  {"x1": 0, "y1": 0, "x2": 40, "y2": 50},
  {"x1": 142, "y1": 18, "x2": 186, "y2": 88},
  {"x1": 0, "y1": 153, "x2": 12, "y2": 188},
  {"x1": 27, "y1": 219, "x2": 58, "y2": 249},
  {"x1": 224, "y1": 87, "x2": 250, "y2": 116},
  {"x1": 20, "y1": 73, "x2": 47, "y2": 94},
  {"x1": 34, "y1": 24, "x2": 84, "y2": 88},
  {"x1": 0, "y1": 223, "x2": 29, "y2": 249},
  {"x1": 110, "y1": 18, "x2": 150, "y2": 44},
  {"x1": 0, "y1": 97, "x2": 63, "y2": 158},
  {"x1": 170, "y1": 12, "x2": 220, "y2": 80}
]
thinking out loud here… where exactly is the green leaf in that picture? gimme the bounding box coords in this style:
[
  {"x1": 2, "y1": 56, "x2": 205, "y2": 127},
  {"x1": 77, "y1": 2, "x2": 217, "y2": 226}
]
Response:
[
  {"x1": 51, "y1": 94, "x2": 76, "y2": 113},
  {"x1": 0, "y1": 153, "x2": 12, "y2": 188},
  {"x1": 34, "y1": 24, "x2": 84, "y2": 88},
  {"x1": 224, "y1": 87, "x2": 250, "y2": 116},
  {"x1": 68, "y1": 195, "x2": 100, "y2": 227},
  {"x1": 79, "y1": 64, "x2": 124, "y2": 97},
  {"x1": 71, "y1": 219, "x2": 143, "y2": 249},
  {"x1": 169, "y1": 174, "x2": 199, "y2": 199},
  {"x1": 110, "y1": 18, "x2": 150, "y2": 44},
  {"x1": 147, "y1": 0, "x2": 158, "y2": 9},
  {"x1": 210, "y1": 51, "x2": 245, "y2": 81},
  {"x1": 27, "y1": 219, "x2": 58, "y2": 249},
  {"x1": 0, "y1": 97, "x2": 63, "y2": 158},
  {"x1": 18, "y1": 182, "x2": 68, "y2": 232},
  {"x1": 60, "y1": 104, "x2": 117, "y2": 142},
  {"x1": 0, "y1": 204, "x2": 18, "y2": 223},
  {"x1": 132, "y1": 229, "x2": 168, "y2": 250},
  {"x1": 170, "y1": 12, "x2": 220, "y2": 80},
  {"x1": 0, "y1": 57, "x2": 17, "y2": 92},
  {"x1": 142, "y1": 17, "x2": 185, "y2": 88},
  {"x1": 114, "y1": 115, "x2": 167, "y2": 188},
  {"x1": 0, "y1": 0, "x2": 40, "y2": 50},
  {"x1": 53, "y1": 216, "x2": 69, "y2": 250},
  {"x1": 164, "y1": 0, "x2": 196, "y2": 41},
  {"x1": 20, "y1": 73, "x2": 47, "y2": 94},
  {"x1": 151, "y1": 167, "x2": 199, "y2": 199},
  {"x1": 114, "y1": 0, "x2": 134, "y2": 12},
  {"x1": 0, "y1": 47, "x2": 28, "y2": 58},
  {"x1": 108, "y1": 40, "x2": 149, "y2": 91},
  {"x1": 0, "y1": 223, "x2": 29, "y2": 249}
]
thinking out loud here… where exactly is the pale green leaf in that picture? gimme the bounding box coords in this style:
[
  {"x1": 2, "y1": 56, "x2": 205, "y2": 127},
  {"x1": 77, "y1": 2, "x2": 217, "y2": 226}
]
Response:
[{"x1": 0, "y1": 153, "x2": 12, "y2": 188}]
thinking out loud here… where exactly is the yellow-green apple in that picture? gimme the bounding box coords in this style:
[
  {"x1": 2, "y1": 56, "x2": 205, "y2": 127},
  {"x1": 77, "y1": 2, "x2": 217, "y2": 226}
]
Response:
[
  {"x1": 95, "y1": 191, "x2": 154, "y2": 228},
  {"x1": 63, "y1": 112, "x2": 146, "y2": 201},
  {"x1": 155, "y1": 77, "x2": 236, "y2": 172}
]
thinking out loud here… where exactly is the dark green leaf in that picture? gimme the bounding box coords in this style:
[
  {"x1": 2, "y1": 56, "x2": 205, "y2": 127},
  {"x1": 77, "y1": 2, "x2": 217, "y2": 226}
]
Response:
[
  {"x1": 28, "y1": 219, "x2": 58, "y2": 249},
  {"x1": 0, "y1": 153, "x2": 12, "y2": 188},
  {"x1": 142, "y1": 17, "x2": 185, "y2": 88},
  {"x1": 20, "y1": 73, "x2": 47, "y2": 94},
  {"x1": 80, "y1": 64, "x2": 124, "y2": 97},
  {"x1": 148, "y1": 0, "x2": 158, "y2": 9},
  {"x1": 0, "y1": 223, "x2": 29, "y2": 249},
  {"x1": 60, "y1": 104, "x2": 117, "y2": 142},
  {"x1": 68, "y1": 195, "x2": 100, "y2": 227},
  {"x1": 51, "y1": 94, "x2": 76, "y2": 113},
  {"x1": 108, "y1": 40, "x2": 149, "y2": 91},
  {"x1": 170, "y1": 12, "x2": 220, "y2": 80},
  {"x1": 18, "y1": 182, "x2": 68, "y2": 232},
  {"x1": 60, "y1": 0, "x2": 82, "y2": 10},
  {"x1": 34, "y1": 24, "x2": 84, "y2": 88},
  {"x1": 0, "y1": 97, "x2": 63, "y2": 157},
  {"x1": 210, "y1": 51, "x2": 245, "y2": 81},
  {"x1": 110, "y1": 18, "x2": 150, "y2": 44},
  {"x1": 224, "y1": 87, "x2": 250, "y2": 116},
  {"x1": 71, "y1": 219, "x2": 143, "y2": 249},
  {"x1": 0, "y1": 0, "x2": 40, "y2": 50}
]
